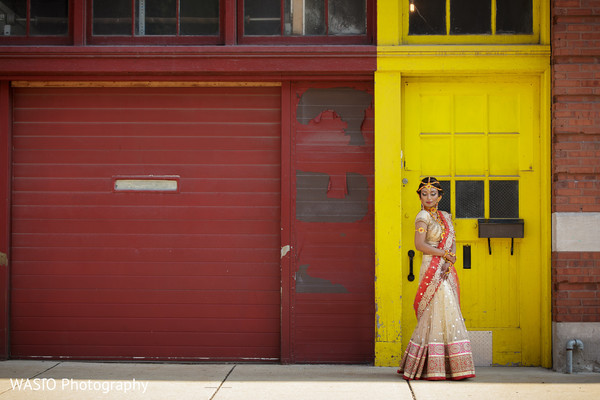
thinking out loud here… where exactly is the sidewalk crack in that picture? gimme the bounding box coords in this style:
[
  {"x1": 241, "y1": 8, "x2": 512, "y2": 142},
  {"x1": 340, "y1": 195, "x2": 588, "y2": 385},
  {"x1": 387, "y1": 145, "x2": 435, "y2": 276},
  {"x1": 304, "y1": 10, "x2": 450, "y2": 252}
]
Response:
[
  {"x1": 407, "y1": 380, "x2": 417, "y2": 400},
  {"x1": 31, "y1": 361, "x2": 62, "y2": 378},
  {"x1": 209, "y1": 364, "x2": 236, "y2": 400}
]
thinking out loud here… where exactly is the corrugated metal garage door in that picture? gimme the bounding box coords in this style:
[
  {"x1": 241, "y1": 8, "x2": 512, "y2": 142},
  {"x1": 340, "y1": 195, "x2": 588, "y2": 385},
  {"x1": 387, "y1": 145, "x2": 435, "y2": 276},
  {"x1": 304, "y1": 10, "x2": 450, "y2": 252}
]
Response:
[{"x1": 10, "y1": 86, "x2": 281, "y2": 361}]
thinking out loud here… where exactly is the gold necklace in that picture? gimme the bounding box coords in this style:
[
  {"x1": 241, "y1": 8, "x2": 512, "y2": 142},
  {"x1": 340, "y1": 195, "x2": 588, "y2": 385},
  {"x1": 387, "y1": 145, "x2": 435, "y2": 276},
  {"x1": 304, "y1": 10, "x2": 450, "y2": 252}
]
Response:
[{"x1": 427, "y1": 207, "x2": 446, "y2": 236}]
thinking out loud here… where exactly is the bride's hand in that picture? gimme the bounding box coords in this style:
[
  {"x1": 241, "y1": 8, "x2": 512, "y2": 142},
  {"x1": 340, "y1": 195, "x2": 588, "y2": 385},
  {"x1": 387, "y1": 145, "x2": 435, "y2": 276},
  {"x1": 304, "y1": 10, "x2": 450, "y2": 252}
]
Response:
[{"x1": 441, "y1": 262, "x2": 451, "y2": 279}]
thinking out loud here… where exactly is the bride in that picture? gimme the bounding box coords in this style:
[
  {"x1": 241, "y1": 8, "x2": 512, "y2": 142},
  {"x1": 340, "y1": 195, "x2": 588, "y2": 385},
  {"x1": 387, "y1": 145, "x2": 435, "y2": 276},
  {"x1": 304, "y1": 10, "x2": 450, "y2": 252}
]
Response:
[{"x1": 397, "y1": 177, "x2": 476, "y2": 380}]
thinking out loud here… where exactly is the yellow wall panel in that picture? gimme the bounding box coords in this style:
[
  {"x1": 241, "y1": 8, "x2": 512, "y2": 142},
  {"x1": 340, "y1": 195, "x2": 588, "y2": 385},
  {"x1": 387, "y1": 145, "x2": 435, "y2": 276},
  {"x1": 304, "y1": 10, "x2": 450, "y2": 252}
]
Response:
[
  {"x1": 376, "y1": 0, "x2": 401, "y2": 46},
  {"x1": 460, "y1": 239, "x2": 520, "y2": 329},
  {"x1": 455, "y1": 95, "x2": 487, "y2": 133},
  {"x1": 374, "y1": 71, "x2": 404, "y2": 365},
  {"x1": 489, "y1": 135, "x2": 520, "y2": 176},
  {"x1": 420, "y1": 95, "x2": 452, "y2": 133},
  {"x1": 420, "y1": 136, "x2": 451, "y2": 175},
  {"x1": 455, "y1": 135, "x2": 486, "y2": 176},
  {"x1": 489, "y1": 94, "x2": 520, "y2": 133}
]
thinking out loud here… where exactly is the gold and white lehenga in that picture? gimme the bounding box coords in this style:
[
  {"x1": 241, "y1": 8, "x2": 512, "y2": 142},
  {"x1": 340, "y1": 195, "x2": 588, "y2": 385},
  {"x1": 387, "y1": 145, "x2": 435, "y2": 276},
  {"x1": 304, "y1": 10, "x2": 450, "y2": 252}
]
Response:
[{"x1": 397, "y1": 209, "x2": 476, "y2": 381}]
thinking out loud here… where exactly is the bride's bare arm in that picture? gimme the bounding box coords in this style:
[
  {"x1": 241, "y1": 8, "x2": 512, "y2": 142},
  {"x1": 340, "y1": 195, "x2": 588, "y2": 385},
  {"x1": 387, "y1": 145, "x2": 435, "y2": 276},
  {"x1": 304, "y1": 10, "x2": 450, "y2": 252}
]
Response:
[
  {"x1": 414, "y1": 221, "x2": 446, "y2": 257},
  {"x1": 414, "y1": 221, "x2": 457, "y2": 264}
]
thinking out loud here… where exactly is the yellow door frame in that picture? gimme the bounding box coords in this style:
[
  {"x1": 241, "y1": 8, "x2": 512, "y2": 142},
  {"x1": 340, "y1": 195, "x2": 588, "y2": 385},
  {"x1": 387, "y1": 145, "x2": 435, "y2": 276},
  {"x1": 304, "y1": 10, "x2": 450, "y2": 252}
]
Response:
[{"x1": 374, "y1": 47, "x2": 552, "y2": 367}]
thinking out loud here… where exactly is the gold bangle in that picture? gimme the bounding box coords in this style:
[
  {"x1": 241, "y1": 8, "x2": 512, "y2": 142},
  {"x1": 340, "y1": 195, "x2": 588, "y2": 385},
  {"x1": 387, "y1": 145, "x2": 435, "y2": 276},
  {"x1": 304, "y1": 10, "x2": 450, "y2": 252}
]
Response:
[
  {"x1": 416, "y1": 227, "x2": 426, "y2": 234},
  {"x1": 444, "y1": 250, "x2": 455, "y2": 260}
]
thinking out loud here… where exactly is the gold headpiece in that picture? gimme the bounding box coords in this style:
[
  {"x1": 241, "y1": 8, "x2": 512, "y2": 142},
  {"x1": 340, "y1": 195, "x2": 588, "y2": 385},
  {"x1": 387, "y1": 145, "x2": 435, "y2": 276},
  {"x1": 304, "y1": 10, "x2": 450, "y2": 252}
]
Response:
[{"x1": 417, "y1": 177, "x2": 436, "y2": 193}]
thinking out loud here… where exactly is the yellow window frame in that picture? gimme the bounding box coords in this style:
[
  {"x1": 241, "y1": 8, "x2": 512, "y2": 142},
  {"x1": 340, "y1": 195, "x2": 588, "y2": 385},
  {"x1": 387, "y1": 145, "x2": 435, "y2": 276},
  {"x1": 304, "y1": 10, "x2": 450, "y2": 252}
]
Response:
[{"x1": 403, "y1": 0, "x2": 541, "y2": 44}]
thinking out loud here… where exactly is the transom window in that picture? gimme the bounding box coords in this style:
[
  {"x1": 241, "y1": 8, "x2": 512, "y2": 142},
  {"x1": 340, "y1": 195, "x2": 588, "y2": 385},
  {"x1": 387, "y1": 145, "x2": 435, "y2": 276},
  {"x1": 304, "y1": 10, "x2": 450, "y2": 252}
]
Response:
[
  {"x1": 90, "y1": 0, "x2": 221, "y2": 44},
  {"x1": 406, "y1": 0, "x2": 538, "y2": 44},
  {"x1": 90, "y1": 0, "x2": 372, "y2": 44},
  {"x1": 243, "y1": 0, "x2": 367, "y2": 38},
  {"x1": 0, "y1": 0, "x2": 372, "y2": 45},
  {"x1": 0, "y1": 0, "x2": 373, "y2": 45},
  {"x1": 0, "y1": 0, "x2": 69, "y2": 43}
]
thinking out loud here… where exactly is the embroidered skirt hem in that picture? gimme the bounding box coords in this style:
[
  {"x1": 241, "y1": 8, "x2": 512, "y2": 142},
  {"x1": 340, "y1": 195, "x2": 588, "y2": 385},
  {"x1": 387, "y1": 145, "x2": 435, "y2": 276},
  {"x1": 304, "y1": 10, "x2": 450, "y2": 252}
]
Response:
[{"x1": 398, "y1": 340, "x2": 476, "y2": 381}]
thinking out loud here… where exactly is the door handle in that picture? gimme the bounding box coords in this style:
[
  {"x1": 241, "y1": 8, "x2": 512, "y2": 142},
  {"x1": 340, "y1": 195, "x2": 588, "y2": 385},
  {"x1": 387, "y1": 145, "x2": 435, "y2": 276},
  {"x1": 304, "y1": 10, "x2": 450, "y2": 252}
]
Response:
[{"x1": 407, "y1": 250, "x2": 415, "y2": 282}]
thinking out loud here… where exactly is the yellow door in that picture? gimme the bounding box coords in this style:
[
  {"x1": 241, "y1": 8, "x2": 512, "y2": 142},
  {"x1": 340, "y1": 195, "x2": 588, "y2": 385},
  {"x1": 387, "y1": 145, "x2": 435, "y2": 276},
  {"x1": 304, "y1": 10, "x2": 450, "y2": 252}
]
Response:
[{"x1": 401, "y1": 78, "x2": 542, "y2": 366}]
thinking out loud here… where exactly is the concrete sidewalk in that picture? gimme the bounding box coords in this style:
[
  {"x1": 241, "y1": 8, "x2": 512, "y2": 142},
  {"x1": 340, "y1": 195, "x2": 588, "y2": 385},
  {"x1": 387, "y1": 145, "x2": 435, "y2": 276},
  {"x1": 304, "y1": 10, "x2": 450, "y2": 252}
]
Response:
[{"x1": 0, "y1": 361, "x2": 598, "y2": 400}]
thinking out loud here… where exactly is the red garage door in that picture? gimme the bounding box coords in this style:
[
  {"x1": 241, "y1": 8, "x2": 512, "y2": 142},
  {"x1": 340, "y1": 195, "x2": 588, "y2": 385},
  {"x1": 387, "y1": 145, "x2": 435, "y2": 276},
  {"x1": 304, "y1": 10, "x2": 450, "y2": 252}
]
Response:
[{"x1": 10, "y1": 86, "x2": 281, "y2": 361}]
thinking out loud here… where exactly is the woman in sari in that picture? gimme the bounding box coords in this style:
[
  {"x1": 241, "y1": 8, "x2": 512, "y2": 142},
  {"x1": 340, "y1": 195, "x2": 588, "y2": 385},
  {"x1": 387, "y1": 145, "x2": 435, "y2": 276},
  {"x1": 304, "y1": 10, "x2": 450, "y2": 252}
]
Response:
[{"x1": 397, "y1": 177, "x2": 475, "y2": 380}]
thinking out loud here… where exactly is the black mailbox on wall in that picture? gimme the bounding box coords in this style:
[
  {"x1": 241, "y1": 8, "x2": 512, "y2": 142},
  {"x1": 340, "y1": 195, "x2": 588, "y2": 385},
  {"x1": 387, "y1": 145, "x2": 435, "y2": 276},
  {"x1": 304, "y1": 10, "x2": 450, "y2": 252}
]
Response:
[{"x1": 478, "y1": 219, "x2": 524, "y2": 255}]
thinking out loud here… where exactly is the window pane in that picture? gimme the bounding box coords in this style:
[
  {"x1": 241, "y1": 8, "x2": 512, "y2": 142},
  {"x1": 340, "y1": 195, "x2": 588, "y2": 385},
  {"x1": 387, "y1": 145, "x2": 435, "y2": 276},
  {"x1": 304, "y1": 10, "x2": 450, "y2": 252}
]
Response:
[
  {"x1": 93, "y1": 0, "x2": 132, "y2": 36},
  {"x1": 30, "y1": 0, "x2": 68, "y2": 35},
  {"x1": 1, "y1": 0, "x2": 27, "y2": 36},
  {"x1": 284, "y1": 0, "x2": 325, "y2": 35},
  {"x1": 438, "y1": 180, "x2": 452, "y2": 214},
  {"x1": 409, "y1": 0, "x2": 445, "y2": 35},
  {"x1": 329, "y1": 0, "x2": 365, "y2": 35},
  {"x1": 1, "y1": 0, "x2": 68, "y2": 36},
  {"x1": 496, "y1": 0, "x2": 532, "y2": 34},
  {"x1": 306, "y1": 0, "x2": 326, "y2": 34},
  {"x1": 180, "y1": 0, "x2": 219, "y2": 35},
  {"x1": 451, "y1": 0, "x2": 491, "y2": 34},
  {"x1": 244, "y1": 0, "x2": 281, "y2": 36},
  {"x1": 456, "y1": 180, "x2": 484, "y2": 218},
  {"x1": 489, "y1": 180, "x2": 519, "y2": 218},
  {"x1": 136, "y1": 0, "x2": 176, "y2": 36}
]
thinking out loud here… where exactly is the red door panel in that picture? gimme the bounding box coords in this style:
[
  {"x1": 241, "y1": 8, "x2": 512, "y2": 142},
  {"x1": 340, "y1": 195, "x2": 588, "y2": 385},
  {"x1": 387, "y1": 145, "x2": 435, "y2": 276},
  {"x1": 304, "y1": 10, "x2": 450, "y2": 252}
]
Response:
[{"x1": 291, "y1": 83, "x2": 375, "y2": 363}]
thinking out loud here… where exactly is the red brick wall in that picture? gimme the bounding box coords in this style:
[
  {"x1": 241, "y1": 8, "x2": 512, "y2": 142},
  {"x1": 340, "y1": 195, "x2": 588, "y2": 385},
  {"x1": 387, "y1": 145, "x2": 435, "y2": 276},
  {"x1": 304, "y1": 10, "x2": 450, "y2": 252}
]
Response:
[
  {"x1": 552, "y1": 252, "x2": 600, "y2": 322},
  {"x1": 552, "y1": 0, "x2": 600, "y2": 322}
]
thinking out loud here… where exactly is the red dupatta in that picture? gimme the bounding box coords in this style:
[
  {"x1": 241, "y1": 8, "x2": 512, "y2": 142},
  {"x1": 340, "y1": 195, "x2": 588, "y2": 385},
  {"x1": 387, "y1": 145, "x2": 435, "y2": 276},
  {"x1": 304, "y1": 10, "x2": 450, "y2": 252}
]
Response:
[{"x1": 413, "y1": 210, "x2": 459, "y2": 320}]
